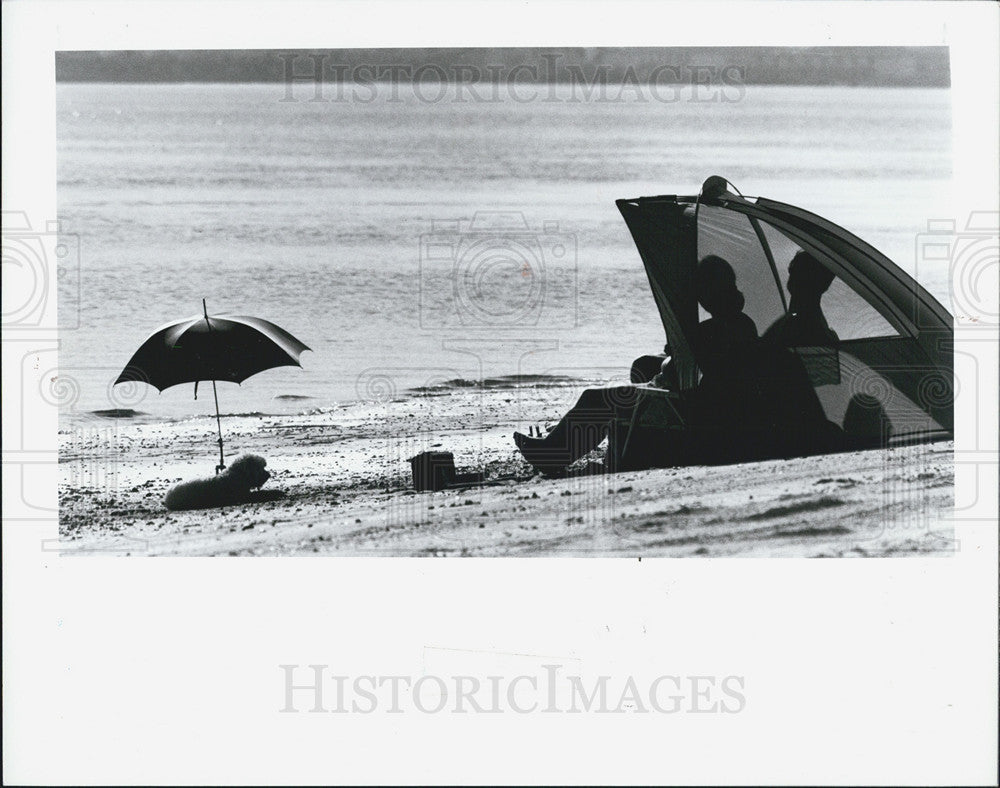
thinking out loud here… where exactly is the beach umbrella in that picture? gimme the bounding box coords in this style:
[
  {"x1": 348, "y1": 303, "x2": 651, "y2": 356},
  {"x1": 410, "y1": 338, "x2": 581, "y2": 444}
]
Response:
[{"x1": 114, "y1": 299, "x2": 310, "y2": 472}]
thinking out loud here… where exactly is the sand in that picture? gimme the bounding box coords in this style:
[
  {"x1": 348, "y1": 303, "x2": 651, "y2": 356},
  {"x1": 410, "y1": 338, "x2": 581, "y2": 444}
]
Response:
[{"x1": 59, "y1": 383, "x2": 955, "y2": 557}]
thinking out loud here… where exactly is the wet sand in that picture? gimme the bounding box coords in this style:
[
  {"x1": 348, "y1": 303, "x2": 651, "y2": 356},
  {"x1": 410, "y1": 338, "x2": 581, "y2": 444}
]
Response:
[{"x1": 59, "y1": 384, "x2": 955, "y2": 557}]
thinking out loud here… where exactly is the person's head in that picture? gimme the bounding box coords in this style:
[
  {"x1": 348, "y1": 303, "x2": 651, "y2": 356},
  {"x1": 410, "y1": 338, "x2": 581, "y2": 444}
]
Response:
[
  {"x1": 696, "y1": 255, "x2": 745, "y2": 317},
  {"x1": 787, "y1": 251, "x2": 835, "y2": 302}
]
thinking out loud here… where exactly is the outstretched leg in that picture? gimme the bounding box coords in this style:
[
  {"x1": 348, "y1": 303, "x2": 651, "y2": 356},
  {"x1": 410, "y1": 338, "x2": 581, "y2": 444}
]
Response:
[{"x1": 514, "y1": 386, "x2": 639, "y2": 471}]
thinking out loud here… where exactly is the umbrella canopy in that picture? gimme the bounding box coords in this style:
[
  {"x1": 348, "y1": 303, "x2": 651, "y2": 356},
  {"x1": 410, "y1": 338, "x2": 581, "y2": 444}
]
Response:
[
  {"x1": 115, "y1": 310, "x2": 310, "y2": 391},
  {"x1": 115, "y1": 300, "x2": 310, "y2": 472}
]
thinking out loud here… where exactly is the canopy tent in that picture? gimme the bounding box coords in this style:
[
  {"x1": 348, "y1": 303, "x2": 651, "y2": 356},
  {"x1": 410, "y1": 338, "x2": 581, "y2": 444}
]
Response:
[{"x1": 616, "y1": 176, "x2": 953, "y2": 448}]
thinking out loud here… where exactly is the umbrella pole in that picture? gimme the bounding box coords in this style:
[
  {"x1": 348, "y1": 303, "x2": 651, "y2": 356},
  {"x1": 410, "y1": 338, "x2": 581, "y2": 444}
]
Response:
[
  {"x1": 212, "y1": 379, "x2": 225, "y2": 474},
  {"x1": 203, "y1": 299, "x2": 226, "y2": 475}
]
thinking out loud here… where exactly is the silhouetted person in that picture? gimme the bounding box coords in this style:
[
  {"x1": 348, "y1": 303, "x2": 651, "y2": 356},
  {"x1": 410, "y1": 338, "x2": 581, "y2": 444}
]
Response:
[
  {"x1": 689, "y1": 255, "x2": 759, "y2": 427},
  {"x1": 763, "y1": 250, "x2": 839, "y2": 347},
  {"x1": 513, "y1": 256, "x2": 758, "y2": 473},
  {"x1": 753, "y1": 250, "x2": 842, "y2": 456}
]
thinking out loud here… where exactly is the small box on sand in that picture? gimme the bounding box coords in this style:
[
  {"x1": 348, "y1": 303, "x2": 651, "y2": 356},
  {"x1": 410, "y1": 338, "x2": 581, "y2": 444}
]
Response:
[{"x1": 409, "y1": 451, "x2": 456, "y2": 492}]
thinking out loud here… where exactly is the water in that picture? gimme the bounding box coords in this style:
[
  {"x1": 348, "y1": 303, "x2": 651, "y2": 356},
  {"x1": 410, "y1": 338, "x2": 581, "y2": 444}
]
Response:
[{"x1": 55, "y1": 82, "x2": 952, "y2": 423}]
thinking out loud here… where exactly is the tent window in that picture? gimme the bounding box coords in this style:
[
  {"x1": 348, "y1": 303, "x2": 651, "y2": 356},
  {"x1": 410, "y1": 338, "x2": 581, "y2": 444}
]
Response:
[
  {"x1": 696, "y1": 203, "x2": 785, "y2": 335},
  {"x1": 758, "y1": 220, "x2": 900, "y2": 341}
]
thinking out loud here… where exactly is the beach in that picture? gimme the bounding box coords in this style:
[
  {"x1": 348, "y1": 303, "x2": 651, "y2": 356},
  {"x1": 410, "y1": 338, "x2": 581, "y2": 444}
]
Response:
[{"x1": 59, "y1": 381, "x2": 955, "y2": 557}]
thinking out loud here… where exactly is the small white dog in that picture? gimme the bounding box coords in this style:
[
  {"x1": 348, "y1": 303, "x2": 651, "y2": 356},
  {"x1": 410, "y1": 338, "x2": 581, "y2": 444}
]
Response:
[{"x1": 164, "y1": 454, "x2": 271, "y2": 511}]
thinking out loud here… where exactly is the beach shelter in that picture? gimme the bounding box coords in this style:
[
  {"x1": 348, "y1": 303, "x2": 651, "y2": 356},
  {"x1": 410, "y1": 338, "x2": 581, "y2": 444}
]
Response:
[{"x1": 616, "y1": 176, "x2": 953, "y2": 449}]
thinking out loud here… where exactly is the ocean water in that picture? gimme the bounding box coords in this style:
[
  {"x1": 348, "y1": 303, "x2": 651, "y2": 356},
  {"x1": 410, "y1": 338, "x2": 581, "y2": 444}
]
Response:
[{"x1": 55, "y1": 82, "x2": 952, "y2": 423}]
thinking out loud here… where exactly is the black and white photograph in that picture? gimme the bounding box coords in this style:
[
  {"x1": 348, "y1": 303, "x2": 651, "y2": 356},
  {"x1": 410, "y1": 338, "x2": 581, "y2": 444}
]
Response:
[
  {"x1": 3, "y1": 1, "x2": 997, "y2": 784},
  {"x1": 50, "y1": 45, "x2": 961, "y2": 557}
]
